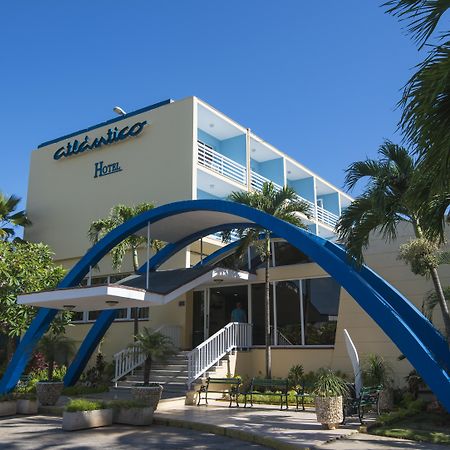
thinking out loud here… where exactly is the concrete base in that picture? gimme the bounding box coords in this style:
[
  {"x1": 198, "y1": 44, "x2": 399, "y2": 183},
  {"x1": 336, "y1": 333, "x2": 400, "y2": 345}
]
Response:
[
  {"x1": 113, "y1": 407, "x2": 153, "y2": 425},
  {"x1": 62, "y1": 409, "x2": 113, "y2": 431},
  {"x1": 185, "y1": 390, "x2": 199, "y2": 406},
  {"x1": 0, "y1": 400, "x2": 16, "y2": 417},
  {"x1": 17, "y1": 399, "x2": 38, "y2": 415}
]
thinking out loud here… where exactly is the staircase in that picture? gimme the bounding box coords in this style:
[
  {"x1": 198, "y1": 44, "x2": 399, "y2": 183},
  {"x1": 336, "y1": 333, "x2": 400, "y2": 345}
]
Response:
[{"x1": 115, "y1": 350, "x2": 235, "y2": 395}]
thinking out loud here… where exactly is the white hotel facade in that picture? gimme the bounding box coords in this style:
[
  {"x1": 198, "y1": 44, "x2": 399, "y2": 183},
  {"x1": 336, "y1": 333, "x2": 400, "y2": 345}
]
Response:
[{"x1": 24, "y1": 97, "x2": 449, "y2": 385}]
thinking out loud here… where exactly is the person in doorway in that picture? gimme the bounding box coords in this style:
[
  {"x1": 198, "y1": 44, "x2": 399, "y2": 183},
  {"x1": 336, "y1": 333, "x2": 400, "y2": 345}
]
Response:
[{"x1": 231, "y1": 302, "x2": 247, "y2": 323}]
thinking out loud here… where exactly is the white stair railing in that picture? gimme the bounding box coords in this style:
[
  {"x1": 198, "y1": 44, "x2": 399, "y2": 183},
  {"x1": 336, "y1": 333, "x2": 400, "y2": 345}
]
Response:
[
  {"x1": 113, "y1": 324, "x2": 182, "y2": 386},
  {"x1": 187, "y1": 322, "x2": 252, "y2": 388}
]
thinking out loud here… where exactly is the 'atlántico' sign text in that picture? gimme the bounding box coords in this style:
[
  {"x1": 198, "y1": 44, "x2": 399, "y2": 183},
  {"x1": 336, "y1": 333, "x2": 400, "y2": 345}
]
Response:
[{"x1": 53, "y1": 120, "x2": 147, "y2": 161}]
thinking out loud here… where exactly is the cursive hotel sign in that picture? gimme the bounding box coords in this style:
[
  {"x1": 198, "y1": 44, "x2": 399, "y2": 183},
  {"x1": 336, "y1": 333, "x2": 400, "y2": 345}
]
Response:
[{"x1": 53, "y1": 120, "x2": 147, "y2": 161}]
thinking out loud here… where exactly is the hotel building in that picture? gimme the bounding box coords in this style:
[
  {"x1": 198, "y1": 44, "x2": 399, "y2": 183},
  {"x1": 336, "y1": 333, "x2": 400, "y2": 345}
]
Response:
[{"x1": 24, "y1": 97, "x2": 449, "y2": 388}]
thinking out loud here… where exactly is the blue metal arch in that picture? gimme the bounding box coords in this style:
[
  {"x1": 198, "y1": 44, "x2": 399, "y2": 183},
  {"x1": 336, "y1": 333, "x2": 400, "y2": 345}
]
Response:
[{"x1": 0, "y1": 199, "x2": 448, "y2": 411}]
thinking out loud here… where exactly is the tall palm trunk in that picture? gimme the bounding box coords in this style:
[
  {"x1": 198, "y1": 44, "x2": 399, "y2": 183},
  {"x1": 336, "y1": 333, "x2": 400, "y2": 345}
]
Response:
[
  {"x1": 132, "y1": 246, "x2": 140, "y2": 341},
  {"x1": 264, "y1": 234, "x2": 272, "y2": 379},
  {"x1": 430, "y1": 267, "x2": 450, "y2": 346},
  {"x1": 414, "y1": 224, "x2": 450, "y2": 345}
]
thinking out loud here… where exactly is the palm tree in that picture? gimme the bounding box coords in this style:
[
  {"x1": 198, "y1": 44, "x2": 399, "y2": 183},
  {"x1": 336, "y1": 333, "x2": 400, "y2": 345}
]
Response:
[
  {"x1": 383, "y1": 1, "x2": 450, "y2": 227},
  {"x1": 227, "y1": 182, "x2": 311, "y2": 378},
  {"x1": 37, "y1": 333, "x2": 76, "y2": 381},
  {"x1": 336, "y1": 141, "x2": 450, "y2": 345},
  {"x1": 0, "y1": 192, "x2": 31, "y2": 240},
  {"x1": 88, "y1": 203, "x2": 164, "y2": 337},
  {"x1": 133, "y1": 327, "x2": 176, "y2": 385}
]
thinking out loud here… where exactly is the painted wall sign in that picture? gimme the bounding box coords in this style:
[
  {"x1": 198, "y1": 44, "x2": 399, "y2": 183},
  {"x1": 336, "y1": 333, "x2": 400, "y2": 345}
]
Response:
[
  {"x1": 53, "y1": 120, "x2": 147, "y2": 161},
  {"x1": 94, "y1": 161, "x2": 122, "y2": 178}
]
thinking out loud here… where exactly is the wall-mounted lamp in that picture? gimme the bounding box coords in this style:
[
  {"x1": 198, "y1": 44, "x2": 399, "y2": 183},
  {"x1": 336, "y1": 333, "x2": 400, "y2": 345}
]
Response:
[{"x1": 63, "y1": 305, "x2": 76, "y2": 311}]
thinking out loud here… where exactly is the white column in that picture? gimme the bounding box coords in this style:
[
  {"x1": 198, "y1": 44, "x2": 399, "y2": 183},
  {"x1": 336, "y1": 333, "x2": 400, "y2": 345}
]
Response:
[{"x1": 146, "y1": 222, "x2": 150, "y2": 290}]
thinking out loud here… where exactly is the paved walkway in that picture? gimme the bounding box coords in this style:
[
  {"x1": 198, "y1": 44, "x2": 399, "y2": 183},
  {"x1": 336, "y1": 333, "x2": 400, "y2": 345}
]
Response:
[{"x1": 0, "y1": 415, "x2": 268, "y2": 449}]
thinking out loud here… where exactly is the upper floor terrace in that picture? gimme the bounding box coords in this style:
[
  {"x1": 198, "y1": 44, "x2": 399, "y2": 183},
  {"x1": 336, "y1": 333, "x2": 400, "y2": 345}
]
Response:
[{"x1": 195, "y1": 100, "x2": 352, "y2": 238}]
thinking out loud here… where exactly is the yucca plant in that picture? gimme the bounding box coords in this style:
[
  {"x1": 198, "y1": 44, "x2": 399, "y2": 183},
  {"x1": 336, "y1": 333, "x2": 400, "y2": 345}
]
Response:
[
  {"x1": 362, "y1": 354, "x2": 393, "y2": 388},
  {"x1": 313, "y1": 368, "x2": 349, "y2": 398}
]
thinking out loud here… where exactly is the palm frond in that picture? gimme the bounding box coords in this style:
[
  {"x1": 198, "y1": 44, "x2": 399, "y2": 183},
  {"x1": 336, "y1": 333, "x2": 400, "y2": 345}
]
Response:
[
  {"x1": 383, "y1": 0, "x2": 450, "y2": 48},
  {"x1": 344, "y1": 159, "x2": 386, "y2": 191}
]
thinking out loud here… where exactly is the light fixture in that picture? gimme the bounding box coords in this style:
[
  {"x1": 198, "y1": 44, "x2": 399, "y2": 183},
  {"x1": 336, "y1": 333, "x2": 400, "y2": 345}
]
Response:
[
  {"x1": 105, "y1": 300, "x2": 119, "y2": 306},
  {"x1": 251, "y1": 148, "x2": 256, "y2": 153},
  {"x1": 63, "y1": 305, "x2": 76, "y2": 310},
  {"x1": 234, "y1": 293, "x2": 238, "y2": 297},
  {"x1": 287, "y1": 170, "x2": 291, "y2": 175},
  {"x1": 209, "y1": 123, "x2": 215, "y2": 128},
  {"x1": 113, "y1": 106, "x2": 127, "y2": 116},
  {"x1": 213, "y1": 278, "x2": 223, "y2": 283},
  {"x1": 209, "y1": 184, "x2": 215, "y2": 189}
]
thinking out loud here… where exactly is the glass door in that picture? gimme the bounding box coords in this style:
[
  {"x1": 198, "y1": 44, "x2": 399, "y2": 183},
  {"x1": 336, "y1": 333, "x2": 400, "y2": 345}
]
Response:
[{"x1": 192, "y1": 290, "x2": 206, "y2": 348}]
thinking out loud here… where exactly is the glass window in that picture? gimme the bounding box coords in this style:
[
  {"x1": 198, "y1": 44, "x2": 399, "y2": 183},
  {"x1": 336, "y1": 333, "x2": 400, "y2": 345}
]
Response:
[
  {"x1": 115, "y1": 308, "x2": 129, "y2": 320},
  {"x1": 249, "y1": 245, "x2": 273, "y2": 272},
  {"x1": 131, "y1": 307, "x2": 149, "y2": 320},
  {"x1": 275, "y1": 280, "x2": 302, "y2": 345},
  {"x1": 88, "y1": 310, "x2": 102, "y2": 321},
  {"x1": 302, "y1": 278, "x2": 340, "y2": 345},
  {"x1": 71, "y1": 311, "x2": 85, "y2": 322},
  {"x1": 274, "y1": 242, "x2": 310, "y2": 266},
  {"x1": 251, "y1": 283, "x2": 273, "y2": 345}
]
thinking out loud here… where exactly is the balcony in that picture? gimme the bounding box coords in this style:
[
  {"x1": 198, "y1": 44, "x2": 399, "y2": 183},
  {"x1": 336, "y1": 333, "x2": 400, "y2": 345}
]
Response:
[
  {"x1": 197, "y1": 140, "x2": 246, "y2": 185},
  {"x1": 196, "y1": 141, "x2": 339, "y2": 230}
]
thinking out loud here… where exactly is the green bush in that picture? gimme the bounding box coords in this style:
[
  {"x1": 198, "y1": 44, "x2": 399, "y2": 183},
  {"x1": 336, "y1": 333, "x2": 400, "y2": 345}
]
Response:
[
  {"x1": 0, "y1": 394, "x2": 15, "y2": 402},
  {"x1": 375, "y1": 399, "x2": 427, "y2": 427},
  {"x1": 107, "y1": 399, "x2": 149, "y2": 410},
  {"x1": 62, "y1": 385, "x2": 109, "y2": 396},
  {"x1": 65, "y1": 398, "x2": 107, "y2": 412}
]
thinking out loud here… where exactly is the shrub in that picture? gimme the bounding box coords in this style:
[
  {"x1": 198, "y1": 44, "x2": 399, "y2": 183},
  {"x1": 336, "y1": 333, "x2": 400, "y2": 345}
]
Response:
[
  {"x1": 62, "y1": 385, "x2": 109, "y2": 396},
  {"x1": 65, "y1": 399, "x2": 107, "y2": 412},
  {"x1": 288, "y1": 364, "x2": 304, "y2": 391}
]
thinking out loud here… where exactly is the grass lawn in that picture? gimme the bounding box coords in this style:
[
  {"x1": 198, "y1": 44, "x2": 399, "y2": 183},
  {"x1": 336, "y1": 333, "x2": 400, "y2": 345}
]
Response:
[{"x1": 370, "y1": 411, "x2": 450, "y2": 445}]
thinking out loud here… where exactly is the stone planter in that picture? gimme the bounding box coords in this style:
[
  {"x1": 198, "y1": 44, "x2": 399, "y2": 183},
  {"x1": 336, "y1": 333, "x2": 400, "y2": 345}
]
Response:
[
  {"x1": 185, "y1": 390, "x2": 199, "y2": 406},
  {"x1": 0, "y1": 400, "x2": 17, "y2": 417},
  {"x1": 36, "y1": 382, "x2": 64, "y2": 406},
  {"x1": 112, "y1": 407, "x2": 153, "y2": 426},
  {"x1": 378, "y1": 388, "x2": 394, "y2": 412},
  {"x1": 132, "y1": 385, "x2": 163, "y2": 411},
  {"x1": 16, "y1": 399, "x2": 38, "y2": 415},
  {"x1": 315, "y1": 396, "x2": 343, "y2": 429},
  {"x1": 62, "y1": 409, "x2": 113, "y2": 431}
]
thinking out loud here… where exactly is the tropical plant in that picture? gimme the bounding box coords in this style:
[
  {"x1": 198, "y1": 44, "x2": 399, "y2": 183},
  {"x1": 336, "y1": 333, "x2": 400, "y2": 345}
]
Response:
[
  {"x1": 383, "y1": 1, "x2": 450, "y2": 231},
  {"x1": 133, "y1": 327, "x2": 176, "y2": 385},
  {"x1": 336, "y1": 142, "x2": 450, "y2": 345},
  {"x1": 0, "y1": 192, "x2": 31, "y2": 240},
  {"x1": 0, "y1": 240, "x2": 68, "y2": 359},
  {"x1": 422, "y1": 286, "x2": 450, "y2": 321},
  {"x1": 88, "y1": 203, "x2": 164, "y2": 337},
  {"x1": 37, "y1": 333, "x2": 76, "y2": 381},
  {"x1": 226, "y1": 181, "x2": 311, "y2": 378},
  {"x1": 288, "y1": 364, "x2": 305, "y2": 391},
  {"x1": 362, "y1": 354, "x2": 393, "y2": 388},
  {"x1": 313, "y1": 368, "x2": 349, "y2": 398}
]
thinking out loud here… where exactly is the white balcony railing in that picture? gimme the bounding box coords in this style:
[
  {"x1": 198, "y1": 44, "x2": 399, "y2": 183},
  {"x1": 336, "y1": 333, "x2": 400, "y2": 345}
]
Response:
[
  {"x1": 197, "y1": 141, "x2": 247, "y2": 185},
  {"x1": 197, "y1": 140, "x2": 339, "y2": 230},
  {"x1": 187, "y1": 322, "x2": 252, "y2": 387}
]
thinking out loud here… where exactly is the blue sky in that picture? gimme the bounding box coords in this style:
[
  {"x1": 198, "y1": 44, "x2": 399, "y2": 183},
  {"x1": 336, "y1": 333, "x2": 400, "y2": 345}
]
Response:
[{"x1": 1, "y1": 1, "x2": 425, "y2": 210}]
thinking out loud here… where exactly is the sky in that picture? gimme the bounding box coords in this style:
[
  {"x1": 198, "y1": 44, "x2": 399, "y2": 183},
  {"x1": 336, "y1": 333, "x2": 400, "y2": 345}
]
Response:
[{"x1": 1, "y1": 1, "x2": 427, "y2": 211}]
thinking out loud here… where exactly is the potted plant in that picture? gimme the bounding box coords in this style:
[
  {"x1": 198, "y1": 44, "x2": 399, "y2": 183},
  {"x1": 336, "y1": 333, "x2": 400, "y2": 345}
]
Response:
[
  {"x1": 313, "y1": 368, "x2": 349, "y2": 429},
  {"x1": 0, "y1": 394, "x2": 17, "y2": 417},
  {"x1": 35, "y1": 333, "x2": 75, "y2": 406},
  {"x1": 14, "y1": 383, "x2": 38, "y2": 414},
  {"x1": 108, "y1": 399, "x2": 153, "y2": 425},
  {"x1": 131, "y1": 327, "x2": 176, "y2": 411},
  {"x1": 362, "y1": 354, "x2": 394, "y2": 411},
  {"x1": 62, "y1": 399, "x2": 112, "y2": 431}
]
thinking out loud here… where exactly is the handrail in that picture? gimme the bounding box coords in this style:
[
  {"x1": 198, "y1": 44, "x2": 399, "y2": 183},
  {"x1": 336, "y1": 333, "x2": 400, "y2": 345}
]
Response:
[
  {"x1": 197, "y1": 141, "x2": 247, "y2": 185},
  {"x1": 112, "y1": 324, "x2": 181, "y2": 386},
  {"x1": 316, "y1": 205, "x2": 338, "y2": 228},
  {"x1": 187, "y1": 322, "x2": 252, "y2": 388}
]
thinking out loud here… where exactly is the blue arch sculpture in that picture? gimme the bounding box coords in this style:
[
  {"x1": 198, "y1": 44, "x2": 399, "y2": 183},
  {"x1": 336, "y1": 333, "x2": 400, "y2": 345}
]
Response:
[{"x1": 0, "y1": 199, "x2": 449, "y2": 411}]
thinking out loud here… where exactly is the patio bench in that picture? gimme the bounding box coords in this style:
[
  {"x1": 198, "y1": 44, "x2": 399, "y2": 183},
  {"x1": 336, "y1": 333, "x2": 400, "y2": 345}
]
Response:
[
  {"x1": 197, "y1": 377, "x2": 241, "y2": 408},
  {"x1": 342, "y1": 384, "x2": 383, "y2": 424},
  {"x1": 293, "y1": 381, "x2": 314, "y2": 410},
  {"x1": 243, "y1": 378, "x2": 289, "y2": 410}
]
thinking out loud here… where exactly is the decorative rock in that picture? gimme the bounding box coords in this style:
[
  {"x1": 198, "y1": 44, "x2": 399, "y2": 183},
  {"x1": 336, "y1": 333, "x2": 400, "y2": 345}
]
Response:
[
  {"x1": 112, "y1": 407, "x2": 153, "y2": 425},
  {"x1": 36, "y1": 382, "x2": 64, "y2": 406},
  {"x1": 132, "y1": 385, "x2": 163, "y2": 411},
  {"x1": 16, "y1": 399, "x2": 38, "y2": 415},
  {"x1": 0, "y1": 401, "x2": 17, "y2": 417},
  {"x1": 62, "y1": 409, "x2": 113, "y2": 431},
  {"x1": 315, "y1": 396, "x2": 343, "y2": 429}
]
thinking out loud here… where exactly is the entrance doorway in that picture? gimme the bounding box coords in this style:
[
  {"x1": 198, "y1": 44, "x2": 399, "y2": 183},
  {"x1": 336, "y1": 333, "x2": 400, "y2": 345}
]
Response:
[{"x1": 192, "y1": 285, "x2": 248, "y2": 347}]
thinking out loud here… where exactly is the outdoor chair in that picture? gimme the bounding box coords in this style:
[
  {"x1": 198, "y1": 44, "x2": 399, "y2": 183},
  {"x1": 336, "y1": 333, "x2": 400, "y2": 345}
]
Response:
[{"x1": 342, "y1": 383, "x2": 383, "y2": 424}]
